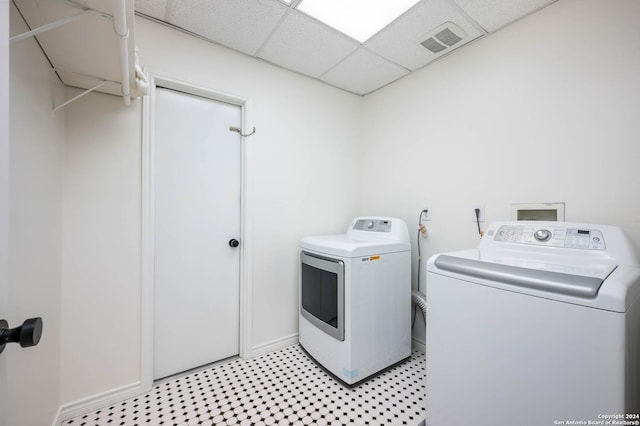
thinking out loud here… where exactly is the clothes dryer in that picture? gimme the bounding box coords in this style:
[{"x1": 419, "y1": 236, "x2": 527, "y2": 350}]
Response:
[{"x1": 299, "y1": 217, "x2": 411, "y2": 385}]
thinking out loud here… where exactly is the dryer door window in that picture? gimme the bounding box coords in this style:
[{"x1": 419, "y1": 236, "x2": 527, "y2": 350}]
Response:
[{"x1": 300, "y1": 251, "x2": 345, "y2": 341}]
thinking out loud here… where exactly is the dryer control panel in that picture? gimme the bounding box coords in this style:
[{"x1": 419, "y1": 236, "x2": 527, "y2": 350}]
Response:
[
  {"x1": 492, "y1": 224, "x2": 606, "y2": 250},
  {"x1": 352, "y1": 219, "x2": 392, "y2": 232},
  {"x1": 347, "y1": 217, "x2": 410, "y2": 243}
]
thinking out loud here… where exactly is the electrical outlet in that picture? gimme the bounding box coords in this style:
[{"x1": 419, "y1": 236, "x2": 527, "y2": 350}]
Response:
[
  {"x1": 421, "y1": 209, "x2": 431, "y2": 221},
  {"x1": 472, "y1": 205, "x2": 485, "y2": 222}
]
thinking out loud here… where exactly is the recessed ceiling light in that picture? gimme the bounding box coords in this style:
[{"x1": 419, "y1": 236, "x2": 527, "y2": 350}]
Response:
[{"x1": 296, "y1": 0, "x2": 420, "y2": 43}]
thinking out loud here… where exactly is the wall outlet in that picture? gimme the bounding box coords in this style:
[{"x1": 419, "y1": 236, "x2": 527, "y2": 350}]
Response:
[
  {"x1": 421, "y1": 209, "x2": 431, "y2": 221},
  {"x1": 472, "y1": 205, "x2": 485, "y2": 222}
]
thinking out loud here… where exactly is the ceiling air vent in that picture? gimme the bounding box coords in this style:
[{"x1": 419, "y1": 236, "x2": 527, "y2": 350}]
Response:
[{"x1": 421, "y1": 22, "x2": 467, "y2": 54}]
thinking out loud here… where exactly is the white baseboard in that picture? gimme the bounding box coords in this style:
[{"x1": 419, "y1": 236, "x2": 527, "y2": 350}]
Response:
[
  {"x1": 55, "y1": 382, "x2": 141, "y2": 425},
  {"x1": 412, "y1": 337, "x2": 426, "y2": 353},
  {"x1": 250, "y1": 333, "x2": 299, "y2": 358}
]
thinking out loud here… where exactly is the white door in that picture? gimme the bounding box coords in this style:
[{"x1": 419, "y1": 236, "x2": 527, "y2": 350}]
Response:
[{"x1": 153, "y1": 87, "x2": 241, "y2": 380}]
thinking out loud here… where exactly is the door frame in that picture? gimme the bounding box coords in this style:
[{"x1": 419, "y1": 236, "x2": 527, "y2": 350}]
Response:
[
  {"x1": 141, "y1": 72, "x2": 254, "y2": 393},
  {"x1": 1, "y1": 2, "x2": 10, "y2": 424}
]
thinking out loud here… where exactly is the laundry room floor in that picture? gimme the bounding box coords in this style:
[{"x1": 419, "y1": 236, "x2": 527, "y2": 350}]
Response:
[{"x1": 61, "y1": 344, "x2": 426, "y2": 426}]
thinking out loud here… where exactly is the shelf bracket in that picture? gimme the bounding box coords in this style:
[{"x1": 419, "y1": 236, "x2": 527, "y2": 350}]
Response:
[
  {"x1": 11, "y1": 0, "x2": 134, "y2": 107},
  {"x1": 10, "y1": 9, "x2": 103, "y2": 43},
  {"x1": 53, "y1": 80, "x2": 109, "y2": 112}
]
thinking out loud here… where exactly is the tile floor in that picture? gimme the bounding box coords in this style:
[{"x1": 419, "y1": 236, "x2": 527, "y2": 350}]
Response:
[{"x1": 62, "y1": 345, "x2": 426, "y2": 426}]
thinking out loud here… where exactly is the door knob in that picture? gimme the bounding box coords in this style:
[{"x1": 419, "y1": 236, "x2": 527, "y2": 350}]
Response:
[
  {"x1": 228, "y1": 239, "x2": 240, "y2": 248},
  {"x1": 0, "y1": 317, "x2": 43, "y2": 354}
]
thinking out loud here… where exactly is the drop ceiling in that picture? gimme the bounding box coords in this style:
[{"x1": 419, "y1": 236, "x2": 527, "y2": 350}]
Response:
[{"x1": 136, "y1": 0, "x2": 557, "y2": 96}]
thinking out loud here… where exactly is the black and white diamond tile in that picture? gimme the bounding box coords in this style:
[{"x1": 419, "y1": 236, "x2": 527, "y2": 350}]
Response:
[{"x1": 62, "y1": 345, "x2": 426, "y2": 426}]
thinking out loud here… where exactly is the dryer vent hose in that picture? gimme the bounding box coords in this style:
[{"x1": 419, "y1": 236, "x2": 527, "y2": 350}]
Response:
[{"x1": 412, "y1": 290, "x2": 427, "y2": 321}]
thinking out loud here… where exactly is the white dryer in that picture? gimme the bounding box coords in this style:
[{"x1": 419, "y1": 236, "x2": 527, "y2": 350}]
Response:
[
  {"x1": 425, "y1": 221, "x2": 640, "y2": 426},
  {"x1": 299, "y1": 217, "x2": 412, "y2": 385}
]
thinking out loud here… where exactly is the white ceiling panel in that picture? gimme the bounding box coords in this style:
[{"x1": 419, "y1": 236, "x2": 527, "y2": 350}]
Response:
[
  {"x1": 258, "y1": 11, "x2": 360, "y2": 78},
  {"x1": 134, "y1": 0, "x2": 169, "y2": 20},
  {"x1": 320, "y1": 48, "x2": 409, "y2": 96},
  {"x1": 452, "y1": 0, "x2": 557, "y2": 32},
  {"x1": 365, "y1": 0, "x2": 484, "y2": 71},
  {"x1": 165, "y1": 0, "x2": 288, "y2": 56}
]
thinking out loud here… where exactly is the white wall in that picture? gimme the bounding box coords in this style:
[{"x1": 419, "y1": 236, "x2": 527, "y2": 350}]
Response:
[
  {"x1": 361, "y1": 0, "x2": 640, "y2": 343},
  {"x1": 8, "y1": 3, "x2": 65, "y2": 424},
  {"x1": 58, "y1": 16, "x2": 363, "y2": 406},
  {"x1": 61, "y1": 92, "x2": 142, "y2": 404}
]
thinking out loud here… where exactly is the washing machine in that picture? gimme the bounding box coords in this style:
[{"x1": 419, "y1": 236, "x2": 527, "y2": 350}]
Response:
[
  {"x1": 299, "y1": 216, "x2": 412, "y2": 385},
  {"x1": 425, "y1": 221, "x2": 640, "y2": 426}
]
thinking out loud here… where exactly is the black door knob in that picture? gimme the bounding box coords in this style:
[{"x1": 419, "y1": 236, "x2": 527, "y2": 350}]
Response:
[
  {"x1": 228, "y1": 239, "x2": 240, "y2": 248},
  {"x1": 0, "y1": 317, "x2": 43, "y2": 354}
]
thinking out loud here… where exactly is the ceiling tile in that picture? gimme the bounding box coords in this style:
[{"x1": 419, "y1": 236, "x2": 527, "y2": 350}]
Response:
[
  {"x1": 365, "y1": 0, "x2": 483, "y2": 71},
  {"x1": 258, "y1": 11, "x2": 360, "y2": 78},
  {"x1": 452, "y1": 0, "x2": 557, "y2": 32},
  {"x1": 165, "y1": 0, "x2": 288, "y2": 56},
  {"x1": 134, "y1": 0, "x2": 169, "y2": 20},
  {"x1": 320, "y1": 48, "x2": 409, "y2": 96}
]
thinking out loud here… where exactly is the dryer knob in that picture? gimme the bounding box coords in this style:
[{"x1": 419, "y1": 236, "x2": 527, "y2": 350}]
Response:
[
  {"x1": 534, "y1": 229, "x2": 552, "y2": 242},
  {"x1": 367, "y1": 221, "x2": 374, "y2": 229}
]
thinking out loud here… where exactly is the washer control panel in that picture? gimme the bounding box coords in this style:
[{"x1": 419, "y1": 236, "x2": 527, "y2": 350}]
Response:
[
  {"x1": 352, "y1": 219, "x2": 392, "y2": 232},
  {"x1": 493, "y1": 224, "x2": 606, "y2": 250}
]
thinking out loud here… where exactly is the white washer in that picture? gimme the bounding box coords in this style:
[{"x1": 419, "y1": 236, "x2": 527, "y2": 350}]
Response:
[
  {"x1": 299, "y1": 216, "x2": 412, "y2": 385},
  {"x1": 426, "y1": 221, "x2": 640, "y2": 426}
]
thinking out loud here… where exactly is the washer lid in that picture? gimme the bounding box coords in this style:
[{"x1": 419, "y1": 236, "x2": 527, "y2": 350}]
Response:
[
  {"x1": 433, "y1": 254, "x2": 615, "y2": 298},
  {"x1": 300, "y1": 234, "x2": 410, "y2": 258},
  {"x1": 427, "y1": 249, "x2": 640, "y2": 312}
]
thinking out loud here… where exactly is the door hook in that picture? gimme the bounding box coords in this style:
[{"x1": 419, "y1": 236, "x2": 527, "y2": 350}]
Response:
[{"x1": 229, "y1": 126, "x2": 256, "y2": 137}]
